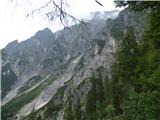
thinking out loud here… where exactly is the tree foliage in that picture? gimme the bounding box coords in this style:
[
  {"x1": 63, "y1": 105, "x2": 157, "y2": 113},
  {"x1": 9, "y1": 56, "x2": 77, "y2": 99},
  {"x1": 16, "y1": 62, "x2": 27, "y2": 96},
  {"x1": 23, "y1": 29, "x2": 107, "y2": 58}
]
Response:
[
  {"x1": 63, "y1": 96, "x2": 74, "y2": 120},
  {"x1": 74, "y1": 99, "x2": 82, "y2": 120},
  {"x1": 111, "y1": 27, "x2": 138, "y2": 115},
  {"x1": 110, "y1": 1, "x2": 160, "y2": 120},
  {"x1": 85, "y1": 68, "x2": 106, "y2": 120}
]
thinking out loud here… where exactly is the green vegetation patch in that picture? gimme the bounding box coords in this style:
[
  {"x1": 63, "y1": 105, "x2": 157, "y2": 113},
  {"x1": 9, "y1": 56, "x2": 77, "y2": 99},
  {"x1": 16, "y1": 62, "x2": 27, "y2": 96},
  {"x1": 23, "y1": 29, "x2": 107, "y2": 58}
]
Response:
[
  {"x1": 77, "y1": 79, "x2": 87, "y2": 90},
  {"x1": 1, "y1": 63, "x2": 18, "y2": 99},
  {"x1": 19, "y1": 76, "x2": 42, "y2": 93},
  {"x1": 2, "y1": 84, "x2": 43, "y2": 120},
  {"x1": 23, "y1": 86, "x2": 66, "y2": 120},
  {"x1": 74, "y1": 56, "x2": 85, "y2": 71}
]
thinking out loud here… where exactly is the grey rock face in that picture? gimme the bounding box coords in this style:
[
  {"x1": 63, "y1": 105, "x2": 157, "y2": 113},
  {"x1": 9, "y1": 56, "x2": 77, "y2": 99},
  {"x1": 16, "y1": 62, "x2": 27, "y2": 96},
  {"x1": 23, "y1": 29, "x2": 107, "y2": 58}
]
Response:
[{"x1": 1, "y1": 9, "x2": 147, "y2": 120}]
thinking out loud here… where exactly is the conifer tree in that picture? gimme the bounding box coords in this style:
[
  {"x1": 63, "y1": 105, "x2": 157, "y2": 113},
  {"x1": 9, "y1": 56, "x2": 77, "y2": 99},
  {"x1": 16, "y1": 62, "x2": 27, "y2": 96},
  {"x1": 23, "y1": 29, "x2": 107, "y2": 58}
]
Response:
[
  {"x1": 111, "y1": 27, "x2": 138, "y2": 115},
  {"x1": 75, "y1": 99, "x2": 82, "y2": 120},
  {"x1": 85, "y1": 74, "x2": 97, "y2": 120},
  {"x1": 114, "y1": 2, "x2": 160, "y2": 119},
  {"x1": 63, "y1": 96, "x2": 74, "y2": 120},
  {"x1": 96, "y1": 68, "x2": 105, "y2": 103}
]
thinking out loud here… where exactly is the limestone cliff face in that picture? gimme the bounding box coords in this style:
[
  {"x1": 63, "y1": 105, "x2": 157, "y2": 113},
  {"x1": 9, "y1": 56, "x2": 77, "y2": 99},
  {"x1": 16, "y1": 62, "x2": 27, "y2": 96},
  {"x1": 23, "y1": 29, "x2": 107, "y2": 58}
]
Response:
[{"x1": 1, "y1": 9, "x2": 146, "y2": 120}]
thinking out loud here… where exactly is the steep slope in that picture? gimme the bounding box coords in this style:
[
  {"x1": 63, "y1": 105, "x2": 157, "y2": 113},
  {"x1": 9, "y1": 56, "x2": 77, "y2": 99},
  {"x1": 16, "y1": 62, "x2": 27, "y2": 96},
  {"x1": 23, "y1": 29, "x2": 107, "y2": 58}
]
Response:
[{"x1": 1, "y1": 9, "x2": 147, "y2": 120}]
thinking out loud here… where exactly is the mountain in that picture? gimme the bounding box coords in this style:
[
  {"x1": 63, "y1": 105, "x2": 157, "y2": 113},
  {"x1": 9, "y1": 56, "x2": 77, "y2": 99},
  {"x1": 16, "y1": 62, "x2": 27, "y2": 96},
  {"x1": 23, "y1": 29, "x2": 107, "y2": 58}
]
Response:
[
  {"x1": 90, "y1": 10, "x2": 120, "y2": 20},
  {"x1": 1, "y1": 9, "x2": 147, "y2": 120}
]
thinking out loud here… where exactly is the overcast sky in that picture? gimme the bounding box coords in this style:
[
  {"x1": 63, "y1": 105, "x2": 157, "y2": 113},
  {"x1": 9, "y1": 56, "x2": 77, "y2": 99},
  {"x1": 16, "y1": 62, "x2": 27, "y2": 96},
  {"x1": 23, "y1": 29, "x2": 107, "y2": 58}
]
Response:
[{"x1": 0, "y1": 0, "x2": 122, "y2": 49}]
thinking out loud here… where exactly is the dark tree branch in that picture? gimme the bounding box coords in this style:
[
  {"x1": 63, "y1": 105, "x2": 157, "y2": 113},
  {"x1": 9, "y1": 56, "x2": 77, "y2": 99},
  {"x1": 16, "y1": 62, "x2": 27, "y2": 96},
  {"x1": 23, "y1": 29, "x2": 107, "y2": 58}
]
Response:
[
  {"x1": 95, "y1": 0, "x2": 103, "y2": 6},
  {"x1": 25, "y1": 0, "x2": 87, "y2": 27}
]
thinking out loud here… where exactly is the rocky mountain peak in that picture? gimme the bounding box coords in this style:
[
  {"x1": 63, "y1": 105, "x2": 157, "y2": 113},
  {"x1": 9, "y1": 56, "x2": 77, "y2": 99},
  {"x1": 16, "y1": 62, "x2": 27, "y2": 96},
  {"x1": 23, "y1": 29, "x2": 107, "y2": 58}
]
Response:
[
  {"x1": 90, "y1": 10, "x2": 120, "y2": 20},
  {"x1": 1, "y1": 8, "x2": 147, "y2": 120}
]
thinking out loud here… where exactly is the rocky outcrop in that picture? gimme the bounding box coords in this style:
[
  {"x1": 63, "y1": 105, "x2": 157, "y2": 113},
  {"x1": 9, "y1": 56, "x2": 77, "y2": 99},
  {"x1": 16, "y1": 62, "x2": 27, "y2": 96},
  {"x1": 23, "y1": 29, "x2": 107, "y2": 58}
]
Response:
[{"x1": 1, "y1": 9, "x2": 147, "y2": 120}]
